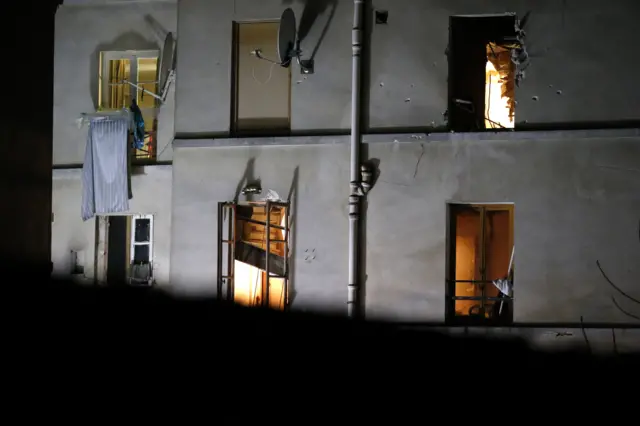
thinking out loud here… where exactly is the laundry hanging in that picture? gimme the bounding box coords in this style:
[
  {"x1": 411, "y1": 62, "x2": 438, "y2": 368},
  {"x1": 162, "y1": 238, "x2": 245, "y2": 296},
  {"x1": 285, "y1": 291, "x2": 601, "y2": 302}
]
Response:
[
  {"x1": 81, "y1": 115, "x2": 130, "y2": 221},
  {"x1": 130, "y1": 99, "x2": 146, "y2": 150}
]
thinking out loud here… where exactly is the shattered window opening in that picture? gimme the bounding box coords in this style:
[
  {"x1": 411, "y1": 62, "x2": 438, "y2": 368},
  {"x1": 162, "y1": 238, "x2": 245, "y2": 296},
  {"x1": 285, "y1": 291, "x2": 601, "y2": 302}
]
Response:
[
  {"x1": 448, "y1": 14, "x2": 523, "y2": 132},
  {"x1": 485, "y1": 42, "x2": 516, "y2": 129}
]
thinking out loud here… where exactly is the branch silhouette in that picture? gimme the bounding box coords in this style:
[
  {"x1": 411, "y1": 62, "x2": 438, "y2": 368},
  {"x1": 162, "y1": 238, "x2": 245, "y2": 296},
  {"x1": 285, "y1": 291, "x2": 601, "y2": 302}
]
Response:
[{"x1": 596, "y1": 220, "x2": 640, "y2": 320}]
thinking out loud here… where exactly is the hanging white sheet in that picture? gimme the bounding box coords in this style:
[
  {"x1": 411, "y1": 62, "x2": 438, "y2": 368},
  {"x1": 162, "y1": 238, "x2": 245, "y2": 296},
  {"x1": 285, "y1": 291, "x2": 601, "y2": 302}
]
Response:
[{"x1": 81, "y1": 116, "x2": 130, "y2": 221}]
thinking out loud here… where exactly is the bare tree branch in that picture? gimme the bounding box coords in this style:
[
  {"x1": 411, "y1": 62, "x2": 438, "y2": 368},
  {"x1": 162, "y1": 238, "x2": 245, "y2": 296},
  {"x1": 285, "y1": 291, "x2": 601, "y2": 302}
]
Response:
[
  {"x1": 596, "y1": 260, "x2": 640, "y2": 305},
  {"x1": 611, "y1": 296, "x2": 640, "y2": 321}
]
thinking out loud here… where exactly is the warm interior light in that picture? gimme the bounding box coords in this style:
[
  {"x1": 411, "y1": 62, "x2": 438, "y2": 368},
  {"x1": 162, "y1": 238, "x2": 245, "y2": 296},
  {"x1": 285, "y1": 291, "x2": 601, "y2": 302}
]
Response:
[
  {"x1": 233, "y1": 205, "x2": 287, "y2": 310},
  {"x1": 453, "y1": 206, "x2": 513, "y2": 319},
  {"x1": 485, "y1": 43, "x2": 515, "y2": 129}
]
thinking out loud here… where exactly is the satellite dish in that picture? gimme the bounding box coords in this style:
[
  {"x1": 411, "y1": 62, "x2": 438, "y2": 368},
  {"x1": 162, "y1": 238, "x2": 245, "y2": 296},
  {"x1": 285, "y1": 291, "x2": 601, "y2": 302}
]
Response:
[
  {"x1": 251, "y1": 8, "x2": 314, "y2": 74},
  {"x1": 158, "y1": 32, "x2": 176, "y2": 98},
  {"x1": 278, "y1": 8, "x2": 297, "y2": 65},
  {"x1": 121, "y1": 32, "x2": 176, "y2": 104}
]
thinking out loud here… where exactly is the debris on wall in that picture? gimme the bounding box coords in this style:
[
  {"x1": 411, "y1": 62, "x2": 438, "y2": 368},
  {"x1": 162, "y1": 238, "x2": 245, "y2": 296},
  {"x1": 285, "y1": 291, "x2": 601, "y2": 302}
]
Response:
[{"x1": 510, "y1": 12, "x2": 531, "y2": 87}]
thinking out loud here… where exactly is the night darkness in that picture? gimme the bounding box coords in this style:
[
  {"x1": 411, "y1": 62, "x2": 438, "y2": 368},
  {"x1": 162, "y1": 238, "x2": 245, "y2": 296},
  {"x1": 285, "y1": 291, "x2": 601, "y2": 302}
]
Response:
[
  {"x1": 0, "y1": 2, "x2": 638, "y2": 399},
  {"x1": 1, "y1": 0, "x2": 62, "y2": 274}
]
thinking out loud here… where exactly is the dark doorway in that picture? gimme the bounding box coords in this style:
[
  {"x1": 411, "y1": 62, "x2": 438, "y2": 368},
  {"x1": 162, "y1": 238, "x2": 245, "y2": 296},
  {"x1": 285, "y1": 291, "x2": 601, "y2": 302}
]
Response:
[{"x1": 107, "y1": 215, "x2": 128, "y2": 286}]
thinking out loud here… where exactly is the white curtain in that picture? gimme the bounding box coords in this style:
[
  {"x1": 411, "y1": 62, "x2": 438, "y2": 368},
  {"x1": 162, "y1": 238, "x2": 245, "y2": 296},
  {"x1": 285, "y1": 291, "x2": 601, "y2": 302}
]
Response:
[{"x1": 82, "y1": 116, "x2": 130, "y2": 221}]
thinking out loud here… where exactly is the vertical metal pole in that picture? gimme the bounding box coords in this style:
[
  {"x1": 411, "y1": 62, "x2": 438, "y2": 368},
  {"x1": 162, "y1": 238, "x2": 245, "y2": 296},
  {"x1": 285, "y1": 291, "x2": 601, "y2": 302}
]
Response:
[
  {"x1": 265, "y1": 201, "x2": 271, "y2": 308},
  {"x1": 480, "y1": 207, "x2": 486, "y2": 316},
  {"x1": 284, "y1": 204, "x2": 290, "y2": 310},
  {"x1": 348, "y1": 0, "x2": 364, "y2": 319},
  {"x1": 229, "y1": 204, "x2": 236, "y2": 302},
  {"x1": 217, "y1": 202, "x2": 223, "y2": 300}
]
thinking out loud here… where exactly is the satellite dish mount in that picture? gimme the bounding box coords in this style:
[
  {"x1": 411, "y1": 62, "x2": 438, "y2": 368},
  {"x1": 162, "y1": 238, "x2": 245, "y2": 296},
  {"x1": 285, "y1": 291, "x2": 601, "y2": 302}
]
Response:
[
  {"x1": 123, "y1": 32, "x2": 177, "y2": 104},
  {"x1": 252, "y1": 8, "x2": 314, "y2": 75}
]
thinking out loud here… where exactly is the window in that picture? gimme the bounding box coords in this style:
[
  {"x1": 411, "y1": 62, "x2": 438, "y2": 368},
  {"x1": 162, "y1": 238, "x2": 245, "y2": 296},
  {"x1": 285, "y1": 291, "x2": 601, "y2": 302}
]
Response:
[
  {"x1": 130, "y1": 214, "x2": 154, "y2": 285},
  {"x1": 98, "y1": 50, "x2": 159, "y2": 161},
  {"x1": 98, "y1": 214, "x2": 154, "y2": 286},
  {"x1": 231, "y1": 21, "x2": 291, "y2": 136},
  {"x1": 448, "y1": 14, "x2": 518, "y2": 132},
  {"x1": 218, "y1": 201, "x2": 290, "y2": 310},
  {"x1": 446, "y1": 203, "x2": 514, "y2": 325}
]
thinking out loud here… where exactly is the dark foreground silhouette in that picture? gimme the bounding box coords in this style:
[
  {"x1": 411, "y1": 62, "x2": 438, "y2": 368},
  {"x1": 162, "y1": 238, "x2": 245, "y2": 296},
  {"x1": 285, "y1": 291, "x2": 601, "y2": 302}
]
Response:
[{"x1": 11, "y1": 275, "x2": 639, "y2": 412}]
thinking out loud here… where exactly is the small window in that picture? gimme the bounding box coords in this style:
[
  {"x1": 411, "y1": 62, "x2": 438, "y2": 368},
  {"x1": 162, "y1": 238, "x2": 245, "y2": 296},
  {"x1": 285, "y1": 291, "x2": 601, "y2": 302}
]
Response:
[
  {"x1": 448, "y1": 14, "x2": 517, "y2": 132},
  {"x1": 99, "y1": 50, "x2": 159, "y2": 161},
  {"x1": 231, "y1": 21, "x2": 291, "y2": 136},
  {"x1": 129, "y1": 214, "x2": 154, "y2": 285},
  {"x1": 446, "y1": 203, "x2": 514, "y2": 325},
  {"x1": 98, "y1": 214, "x2": 154, "y2": 287}
]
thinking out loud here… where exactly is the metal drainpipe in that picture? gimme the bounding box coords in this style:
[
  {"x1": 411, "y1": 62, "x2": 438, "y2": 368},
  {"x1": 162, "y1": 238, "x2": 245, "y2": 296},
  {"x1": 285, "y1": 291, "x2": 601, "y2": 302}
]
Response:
[{"x1": 347, "y1": 0, "x2": 364, "y2": 318}]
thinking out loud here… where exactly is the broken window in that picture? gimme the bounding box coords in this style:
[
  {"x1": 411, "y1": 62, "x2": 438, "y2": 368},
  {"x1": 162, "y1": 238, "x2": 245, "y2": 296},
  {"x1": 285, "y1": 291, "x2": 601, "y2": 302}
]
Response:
[
  {"x1": 99, "y1": 50, "x2": 159, "y2": 161},
  {"x1": 218, "y1": 201, "x2": 290, "y2": 310},
  {"x1": 485, "y1": 43, "x2": 515, "y2": 128},
  {"x1": 446, "y1": 203, "x2": 514, "y2": 325},
  {"x1": 447, "y1": 14, "x2": 520, "y2": 131},
  {"x1": 231, "y1": 21, "x2": 292, "y2": 136}
]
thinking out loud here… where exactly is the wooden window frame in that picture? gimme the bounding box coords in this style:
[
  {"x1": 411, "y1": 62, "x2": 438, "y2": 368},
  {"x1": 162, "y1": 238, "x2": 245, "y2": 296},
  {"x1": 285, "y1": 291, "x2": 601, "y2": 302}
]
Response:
[
  {"x1": 98, "y1": 50, "x2": 160, "y2": 162},
  {"x1": 445, "y1": 203, "x2": 515, "y2": 326}
]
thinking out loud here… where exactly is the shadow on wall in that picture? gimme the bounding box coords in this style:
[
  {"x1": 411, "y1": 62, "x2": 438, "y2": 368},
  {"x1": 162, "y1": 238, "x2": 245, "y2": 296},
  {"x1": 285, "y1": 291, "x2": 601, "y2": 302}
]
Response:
[
  {"x1": 144, "y1": 14, "x2": 170, "y2": 44},
  {"x1": 233, "y1": 158, "x2": 259, "y2": 203},
  {"x1": 282, "y1": 0, "x2": 338, "y2": 61},
  {"x1": 90, "y1": 32, "x2": 160, "y2": 110}
]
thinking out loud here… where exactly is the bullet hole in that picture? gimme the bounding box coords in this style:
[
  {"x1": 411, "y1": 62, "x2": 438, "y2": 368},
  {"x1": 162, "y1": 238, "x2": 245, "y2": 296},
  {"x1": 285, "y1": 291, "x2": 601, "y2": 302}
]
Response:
[
  {"x1": 375, "y1": 10, "x2": 389, "y2": 24},
  {"x1": 548, "y1": 84, "x2": 553, "y2": 88},
  {"x1": 556, "y1": 90, "x2": 563, "y2": 95},
  {"x1": 532, "y1": 95, "x2": 539, "y2": 101},
  {"x1": 379, "y1": 82, "x2": 384, "y2": 87},
  {"x1": 405, "y1": 98, "x2": 411, "y2": 102}
]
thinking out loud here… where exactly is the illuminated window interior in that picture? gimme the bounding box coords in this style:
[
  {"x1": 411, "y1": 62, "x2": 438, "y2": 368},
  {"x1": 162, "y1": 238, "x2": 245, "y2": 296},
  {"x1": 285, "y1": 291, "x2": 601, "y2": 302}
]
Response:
[
  {"x1": 234, "y1": 205, "x2": 287, "y2": 310},
  {"x1": 218, "y1": 202, "x2": 289, "y2": 310},
  {"x1": 98, "y1": 51, "x2": 159, "y2": 161},
  {"x1": 448, "y1": 14, "x2": 518, "y2": 132},
  {"x1": 485, "y1": 42, "x2": 515, "y2": 129},
  {"x1": 447, "y1": 204, "x2": 514, "y2": 324},
  {"x1": 233, "y1": 21, "x2": 291, "y2": 135}
]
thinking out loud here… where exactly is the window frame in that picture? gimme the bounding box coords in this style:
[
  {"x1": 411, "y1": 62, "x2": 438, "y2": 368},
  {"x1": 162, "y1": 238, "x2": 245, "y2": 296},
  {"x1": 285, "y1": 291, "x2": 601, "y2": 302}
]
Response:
[
  {"x1": 98, "y1": 49, "x2": 160, "y2": 162},
  {"x1": 445, "y1": 202, "x2": 515, "y2": 326},
  {"x1": 230, "y1": 20, "x2": 292, "y2": 137},
  {"x1": 447, "y1": 14, "x2": 517, "y2": 132},
  {"x1": 217, "y1": 201, "x2": 291, "y2": 311},
  {"x1": 129, "y1": 214, "x2": 154, "y2": 284},
  {"x1": 99, "y1": 49, "x2": 160, "y2": 111}
]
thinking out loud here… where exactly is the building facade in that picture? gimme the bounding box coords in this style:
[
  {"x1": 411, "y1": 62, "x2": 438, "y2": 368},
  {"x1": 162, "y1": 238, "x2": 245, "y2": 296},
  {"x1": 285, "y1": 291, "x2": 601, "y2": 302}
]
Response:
[{"x1": 52, "y1": 0, "x2": 640, "y2": 348}]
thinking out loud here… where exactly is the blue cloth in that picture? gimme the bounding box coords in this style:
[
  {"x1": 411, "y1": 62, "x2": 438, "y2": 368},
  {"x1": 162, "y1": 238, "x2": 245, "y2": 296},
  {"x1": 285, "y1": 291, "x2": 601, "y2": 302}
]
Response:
[{"x1": 130, "y1": 99, "x2": 146, "y2": 150}]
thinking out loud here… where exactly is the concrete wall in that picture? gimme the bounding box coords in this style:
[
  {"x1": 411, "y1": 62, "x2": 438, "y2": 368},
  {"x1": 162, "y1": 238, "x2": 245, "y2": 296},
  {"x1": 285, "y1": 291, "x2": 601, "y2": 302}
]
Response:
[
  {"x1": 53, "y1": 0, "x2": 177, "y2": 165},
  {"x1": 170, "y1": 130, "x2": 640, "y2": 323},
  {"x1": 52, "y1": 166, "x2": 173, "y2": 287},
  {"x1": 175, "y1": 0, "x2": 640, "y2": 136}
]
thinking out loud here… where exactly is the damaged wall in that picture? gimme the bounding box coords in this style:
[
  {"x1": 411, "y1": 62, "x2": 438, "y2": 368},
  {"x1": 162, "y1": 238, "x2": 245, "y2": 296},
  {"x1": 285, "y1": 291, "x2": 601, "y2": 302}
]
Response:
[
  {"x1": 175, "y1": 0, "x2": 639, "y2": 136},
  {"x1": 53, "y1": 0, "x2": 177, "y2": 165},
  {"x1": 51, "y1": 166, "x2": 173, "y2": 287},
  {"x1": 170, "y1": 131, "x2": 640, "y2": 324}
]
